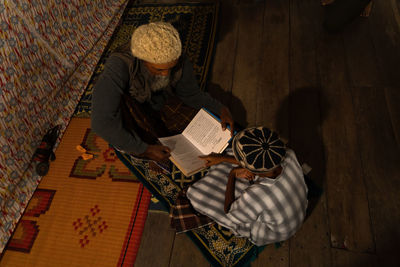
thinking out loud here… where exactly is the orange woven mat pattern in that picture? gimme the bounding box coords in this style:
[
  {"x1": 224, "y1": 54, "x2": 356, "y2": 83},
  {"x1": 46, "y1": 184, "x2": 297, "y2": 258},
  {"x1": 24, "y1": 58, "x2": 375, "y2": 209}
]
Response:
[{"x1": 1, "y1": 118, "x2": 151, "y2": 266}]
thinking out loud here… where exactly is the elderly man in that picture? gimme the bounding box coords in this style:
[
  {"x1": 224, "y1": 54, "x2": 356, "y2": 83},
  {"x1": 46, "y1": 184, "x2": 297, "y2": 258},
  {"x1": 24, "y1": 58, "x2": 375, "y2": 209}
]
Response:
[
  {"x1": 187, "y1": 127, "x2": 308, "y2": 246},
  {"x1": 92, "y1": 22, "x2": 234, "y2": 163}
]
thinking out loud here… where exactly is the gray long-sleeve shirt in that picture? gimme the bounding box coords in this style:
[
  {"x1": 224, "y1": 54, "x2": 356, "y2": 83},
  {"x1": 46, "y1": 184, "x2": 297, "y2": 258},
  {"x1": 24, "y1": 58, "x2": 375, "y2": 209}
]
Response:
[{"x1": 91, "y1": 55, "x2": 223, "y2": 155}]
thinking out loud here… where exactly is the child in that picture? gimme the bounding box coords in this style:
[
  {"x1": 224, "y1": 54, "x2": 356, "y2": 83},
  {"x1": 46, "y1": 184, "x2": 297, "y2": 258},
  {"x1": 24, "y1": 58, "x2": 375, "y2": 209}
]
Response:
[{"x1": 187, "y1": 127, "x2": 308, "y2": 246}]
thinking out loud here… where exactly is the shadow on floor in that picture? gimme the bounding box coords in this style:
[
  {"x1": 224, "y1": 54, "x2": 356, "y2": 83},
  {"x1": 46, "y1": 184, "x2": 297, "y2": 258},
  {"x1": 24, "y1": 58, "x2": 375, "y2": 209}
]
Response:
[
  {"x1": 207, "y1": 82, "x2": 248, "y2": 129},
  {"x1": 276, "y1": 87, "x2": 330, "y2": 218}
]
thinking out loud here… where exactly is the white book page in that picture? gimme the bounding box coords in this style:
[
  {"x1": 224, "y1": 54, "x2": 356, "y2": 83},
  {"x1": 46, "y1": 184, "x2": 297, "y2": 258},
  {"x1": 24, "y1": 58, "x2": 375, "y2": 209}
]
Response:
[
  {"x1": 182, "y1": 109, "x2": 231, "y2": 155},
  {"x1": 158, "y1": 134, "x2": 205, "y2": 175}
]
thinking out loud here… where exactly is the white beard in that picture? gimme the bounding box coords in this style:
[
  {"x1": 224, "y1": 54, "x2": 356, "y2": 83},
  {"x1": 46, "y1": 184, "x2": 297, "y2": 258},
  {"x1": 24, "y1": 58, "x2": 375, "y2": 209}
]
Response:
[
  {"x1": 149, "y1": 74, "x2": 170, "y2": 92},
  {"x1": 142, "y1": 63, "x2": 171, "y2": 92}
]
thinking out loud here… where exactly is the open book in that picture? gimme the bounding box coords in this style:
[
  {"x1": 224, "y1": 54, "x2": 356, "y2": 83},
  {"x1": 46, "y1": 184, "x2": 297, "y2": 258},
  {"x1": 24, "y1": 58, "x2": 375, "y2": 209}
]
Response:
[{"x1": 158, "y1": 108, "x2": 231, "y2": 176}]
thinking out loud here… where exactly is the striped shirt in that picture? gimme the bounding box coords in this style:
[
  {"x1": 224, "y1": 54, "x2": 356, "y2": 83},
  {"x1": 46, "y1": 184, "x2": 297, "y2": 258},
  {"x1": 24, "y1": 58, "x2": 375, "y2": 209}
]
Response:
[{"x1": 187, "y1": 149, "x2": 308, "y2": 246}]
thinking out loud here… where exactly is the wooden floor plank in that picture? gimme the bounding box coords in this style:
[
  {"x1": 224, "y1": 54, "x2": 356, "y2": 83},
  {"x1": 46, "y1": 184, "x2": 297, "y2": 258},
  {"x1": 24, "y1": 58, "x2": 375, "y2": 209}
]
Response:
[
  {"x1": 208, "y1": 0, "x2": 242, "y2": 116},
  {"x1": 209, "y1": 0, "x2": 238, "y2": 93},
  {"x1": 135, "y1": 213, "x2": 176, "y2": 267},
  {"x1": 322, "y1": 86, "x2": 374, "y2": 253},
  {"x1": 288, "y1": 1, "x2": 332, "y2": 266},
  {"x1": 256, "y1": 0, "x2": 290, "y2": 138},
  {"x1": 316, "y1": 14, "x2": 375, "y2": 252},
  {"x1": 384, "y1": 87, "x2": 400, "y2": 147},
  {"x1": 351, "y1": 87, "x2": 400, "y2": 266},
  {"x1": 230, "y1": 0, "x2": 265, "y2": 127},
  {"x1": 287, "y1": 88, "x2": 331, "y2": 267},
  {"x1": 168, "y1": 233, "x2": 211, "y2": 267},
  {"x1": 287, "y1": 85, "x2": 332, "y2": 267},
  {"x1": 331, "y1": 248, "x2": 378, "y2": 267},
  {"x1": 341, "y1": 17, "x2": 382, "y2": 87},
  {"x1": 252, "y1": 242, "x2": 289, "y2": 267},
  {"x1": 290, "y1": 198, "x2": 332, "y2": 267},
  {"x1": 289, "y1": 0, "x2": 321, "y2": 89},
  {"x1": 289, "y1": 0, "x2": 326, "y2": 199},
  {"x1": 368, "y1": 1, "x2": 400, "y2": 87}
]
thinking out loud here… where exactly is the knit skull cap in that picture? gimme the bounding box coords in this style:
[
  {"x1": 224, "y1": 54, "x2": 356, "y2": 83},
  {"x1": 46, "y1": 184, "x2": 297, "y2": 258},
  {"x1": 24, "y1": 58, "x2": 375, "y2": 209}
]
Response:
[
  {"x1": 232, "y1": 127, "x2": 286, "y2": 173},
  {"x1": 130, "y1": 21, "x2": 182, "y2": 64}
]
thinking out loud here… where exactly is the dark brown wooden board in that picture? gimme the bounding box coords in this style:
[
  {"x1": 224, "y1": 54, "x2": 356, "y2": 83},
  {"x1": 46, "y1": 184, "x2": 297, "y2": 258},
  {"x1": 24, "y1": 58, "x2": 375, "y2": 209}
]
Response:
[
  {"x1": 256, "y1": 0, "x2": 290, "y2": 139},
  {"x1": 209, "y1": 0, "x2": 239, "y2": 93},
  {"x1": 252, "y1": 241, "x2": 290, "y2": 267},
  {"x1": 169, "y1": 233, "x2": 211, "y2": 267},
  {"x1": 208, "y1": 0, "x2": 242, "y2": 116},
  {"x1": 384, "y1": 87, "x2": 400, "y2": 147},
  {"x1": 315, "y1": 6, "x2": 375, "y2": 252},
  {"x1": 368, "y1": 1, "x2": 400, "y2": 87},
  {"x1": 331, "y1": 248, "x2": 378, "y2": 267},
  {"x1": 352, "y1": 86, "x2": 400, "y2": 266},
  {"x1": 290, "y1": 198, "x2": 332, "y2": 267},
  {"x1": 289, "y1": 0, "x2": 321, "y2": 89},
  {"x1": 341, "y1": 17, "x2": 383, "y2": 87},
  {"x1": 135, "y1": 212, "x2": 176, "y2": 267},
  {"x1": 230, "y1": 0, "x2": 265, "y2": 127}
]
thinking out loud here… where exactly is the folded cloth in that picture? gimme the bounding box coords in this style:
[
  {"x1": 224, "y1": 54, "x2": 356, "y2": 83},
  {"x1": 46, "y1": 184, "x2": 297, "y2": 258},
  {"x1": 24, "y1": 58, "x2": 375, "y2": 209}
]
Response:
[{"x1": 169, "y1": 188, "x2": 214, "y2": 233}]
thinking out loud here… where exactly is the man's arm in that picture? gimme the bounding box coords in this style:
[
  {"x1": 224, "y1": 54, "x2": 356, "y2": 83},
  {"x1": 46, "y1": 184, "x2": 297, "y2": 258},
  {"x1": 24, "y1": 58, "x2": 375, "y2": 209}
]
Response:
[
  {"x1": 175, "y1": 56, "x2": 234, "y2": 135},
  {"x1": 174, "y1": 57, "x2": 224, "y2": 115},
  {"x1": 91, "y1": 56, "x2": 148, "y2": 155}
]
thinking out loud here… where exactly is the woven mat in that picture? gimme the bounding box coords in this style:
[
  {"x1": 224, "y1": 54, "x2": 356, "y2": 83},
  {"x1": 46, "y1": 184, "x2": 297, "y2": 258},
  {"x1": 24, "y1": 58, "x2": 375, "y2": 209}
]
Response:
[
  {"x1": 1, "y1": 118, "x2": 151, "y2": 266},
  {"x1": 71, "y1": 2, "x2": 265, "y2": 266}
]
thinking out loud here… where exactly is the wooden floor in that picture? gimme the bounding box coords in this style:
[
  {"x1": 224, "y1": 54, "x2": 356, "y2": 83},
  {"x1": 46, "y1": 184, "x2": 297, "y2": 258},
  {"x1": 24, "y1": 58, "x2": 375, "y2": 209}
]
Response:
[{"x1": 135, "y1": 0, "x2": 400, "y2": 266}]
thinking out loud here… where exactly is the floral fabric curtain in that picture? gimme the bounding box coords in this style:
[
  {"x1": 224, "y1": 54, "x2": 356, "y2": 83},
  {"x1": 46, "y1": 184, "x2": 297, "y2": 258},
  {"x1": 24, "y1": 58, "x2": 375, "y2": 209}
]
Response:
[{"x1": 0, "y1": 0, "x2": 129, "y2": 253}]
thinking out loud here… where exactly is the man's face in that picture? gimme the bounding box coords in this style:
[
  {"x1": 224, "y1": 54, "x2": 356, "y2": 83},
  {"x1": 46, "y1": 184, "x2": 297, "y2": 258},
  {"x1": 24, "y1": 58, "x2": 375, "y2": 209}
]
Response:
[
  {"x1": 143, "y1": 59, "x2": 179, "y2": 76},
  {"x1": 142, "y1": 59, "x2": 179, "y2": 92}
]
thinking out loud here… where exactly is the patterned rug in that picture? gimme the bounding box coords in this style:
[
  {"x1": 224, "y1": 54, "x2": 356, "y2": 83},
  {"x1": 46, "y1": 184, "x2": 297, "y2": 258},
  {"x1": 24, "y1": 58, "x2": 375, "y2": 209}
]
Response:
[
  {"x1": 0, "y1": 118, "x2": 151, "y2": 266},
  {"x1": 72, "y1": 2, "x2": 264, "y2": 266}
]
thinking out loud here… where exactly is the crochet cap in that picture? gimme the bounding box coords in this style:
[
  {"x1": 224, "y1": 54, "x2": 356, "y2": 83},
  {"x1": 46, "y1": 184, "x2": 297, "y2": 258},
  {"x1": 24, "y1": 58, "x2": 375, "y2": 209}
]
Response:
[
  {"x1": 130, "y1": 21, "x2": 182, "y2": 64},
  {"x1": 233, "y1": 127, "x2": 286, "y2": 173}
]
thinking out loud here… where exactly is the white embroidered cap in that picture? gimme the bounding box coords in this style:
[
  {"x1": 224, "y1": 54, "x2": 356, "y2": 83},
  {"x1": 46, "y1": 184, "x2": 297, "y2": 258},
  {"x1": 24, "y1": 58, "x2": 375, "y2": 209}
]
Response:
[{"x1": 130, "y1": 21, "x2": 182, "y2": 64}]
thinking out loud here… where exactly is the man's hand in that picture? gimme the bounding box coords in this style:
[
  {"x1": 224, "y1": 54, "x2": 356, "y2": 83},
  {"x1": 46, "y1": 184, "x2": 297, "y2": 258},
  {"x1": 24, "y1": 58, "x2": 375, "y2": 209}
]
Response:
[
  {"x1": 139, "y1": 144, "x2": 171, "y2": 162},
  {"x1": 220, "y1": 106, "x2": 234, "y2": 136}
]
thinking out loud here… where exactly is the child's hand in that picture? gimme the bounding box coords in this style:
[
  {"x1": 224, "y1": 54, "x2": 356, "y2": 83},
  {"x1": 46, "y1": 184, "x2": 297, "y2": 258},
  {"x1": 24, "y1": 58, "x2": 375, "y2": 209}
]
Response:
[
  {"x1": 232, "y1": 167, "x2": 255, "y2": 182},
  {"x1": 199, "y1": 153, "x2": 224, "y2": 167}
]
